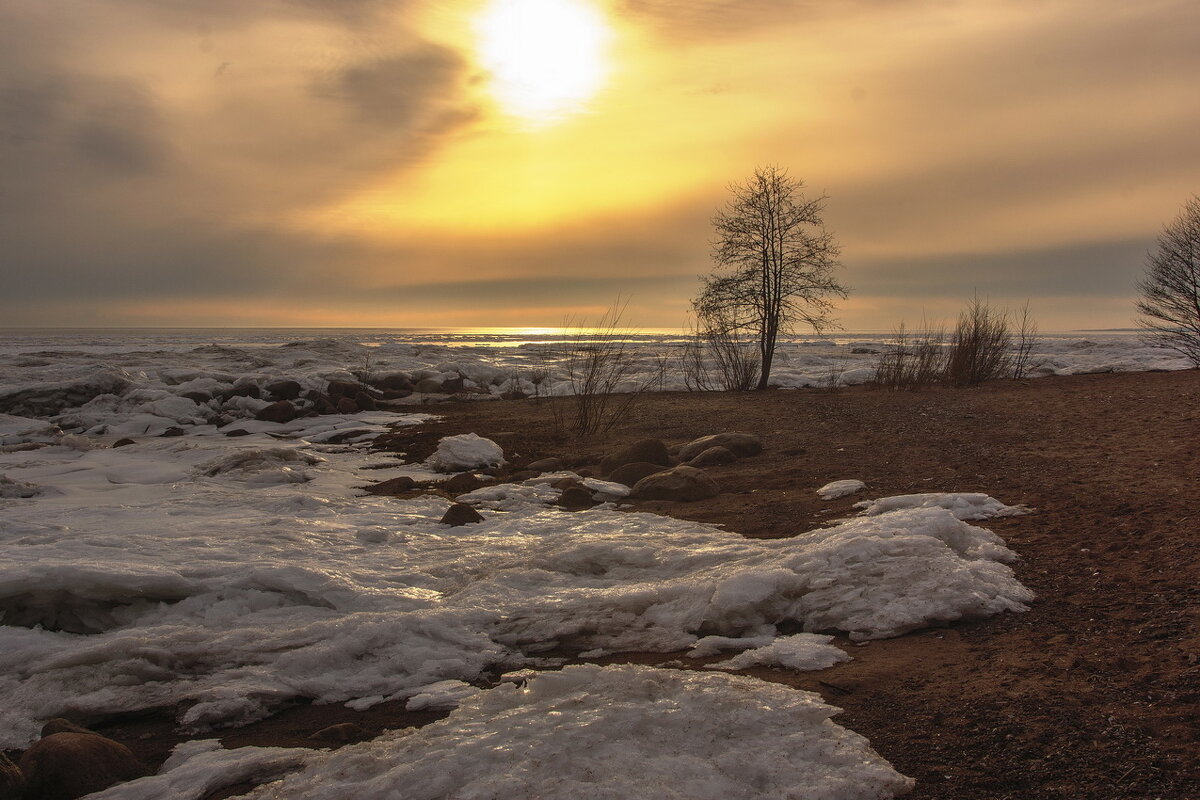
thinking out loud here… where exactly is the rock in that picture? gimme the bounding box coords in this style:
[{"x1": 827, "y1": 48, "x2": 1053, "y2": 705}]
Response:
[
  {"x1": 371, "y1": 373, "x2": 413, "y2": 392},
  {"x1": 599, "y1": 439, "x2": 670, "y2": 476},
  {"x1": 631, "y1": 465, "x2": 719, "y2": 502},
  {"x1": 265, "y1": 379, "x2": 303, "y2": 400},
  {"x1": 19, "y1": 732, "x2": 147, "y2": 800},
  {"x1": 227, "y1": 383, "x2": 261, "y2": 399},
  {"x1": 309, "y1": 393, "x2": 337, "y2": 414},
  {"x1": 552, "y1": 476, "x2": 581, "y2": 490},
  {"x1": 686, "y1": 445, "x2": 736, "y2": 467},
  {"x1": 364, "y1": 476, "x2": 417, "y2": 495},
  {"x1": 440, "y1": 503, "x2": 484, "y2": 526},
  {"x1": 309, "y1": 723, "x2": 366, "y2": 743},
  {"x1": 443, "y1": 472, "x2": 486, "y2": 495},
  {"x1": 180, "y1": 390, "x2": 212, "y2": 404},
  {"x1": 255, "y1": 400, "x2": 298, "y2": 423},
  {"x1": 500, "y1": 390, "x2": 528, "y2": 400},
  {"x1": 111, "y1": 438, "x2": 136, "y2": 448},
  {"x1": 354, "y1": 392, "x2": 378, "y2": 411},
  {"x1": 441, "y1": 376, "x2": 465, "y2": 394},
  {"x1": 558, "y1": 485, "x2": 598, "y2": 510},
  {"x1": 507, "y1": 470, "x2": 539, "y2": 482},
  {"x1": 41, "y1": 719, "x2": 94, "y2": 737},
  {"x1": 608, "y1": 461, "x2": 668, "y2": 488},
  {"x1": 326, "y1": 380, "x2": 362, "y2": 398},
  {"x1": 336, "y1": 396, "x2": 359, "y2": 414},
  {"x1": 159, "y1": 426, "x2": 186, "y2": 437},
  {"x1": 0, "y1": 752, "x2": 24, "y2": 800},
  {"x1": 224, "y1": 428, "x2": 252, "y2": 437},
  {"x1": 678, "y1": 432, "x2": 762, "y2": 461},
  {"x1": 526, "y1": 457, "x2": 563, "y2": 473},
  {"x1": 414, "y1": 378, "x2": 445, "y2": 394}
]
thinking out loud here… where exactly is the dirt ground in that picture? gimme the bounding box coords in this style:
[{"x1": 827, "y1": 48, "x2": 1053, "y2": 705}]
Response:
[{"x1": 24, "y1": 370, "x2": 1200, "y2": 799}]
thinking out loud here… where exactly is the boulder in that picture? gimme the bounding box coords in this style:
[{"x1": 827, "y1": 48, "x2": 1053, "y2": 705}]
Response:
[
  {"x1": 265, "y1": 379, "x2": 303, "y2": 400},
  {"x1": 678, "y1": 432, "x2": 762, "y2": 461},
  {"x1": 526, "y1": 457, "x2": 563, "y2": 473},
  {"x1": 336, "y1": 396, "x2": 359, "y2": 414},
  {"x1": 0, "y1": 753, "x2": 24, "y2": 800},
  {"x1": 414, "y1": 378, "x2": 445, "y2": 394},
  {"x1": 631, "y1": 465, "x2": 719, "y2": 502},
  {"x1": 686, "y1": 445, "x2": 736, "y2": 467},
  {"x1": 326, "y1": 380, "x2": 362, "y2": 398},
  {"x1": 440, "y1": 503, "x2": 484, "y2": 526},
  {"x1": 371, "y1": 373, "x2": 413, "y2": 392},
  {"x1": 443, "y1": 472, "x2": 486, "y2": 495},
  {"x1": 558, "y1": 485, "x2": 598, "y2": 510},
  {"x1": 19, "y1": 732, "x2": 147, "y2": 800},
  {"x1": 255, "y1": 400, "x2": 298, "y2": 423},
  {"x1": 364, "y1": 476, "x2": 417, "y2": 495},
  {"x1": 354, "y1": 392, "x2": 378, "y2": 411},
  {"x1": 608, "y1": 461, "x2": 667, "y2": 488},
  {"x1": 599, "y1": 439, "x2": 670, "y2": 476}
]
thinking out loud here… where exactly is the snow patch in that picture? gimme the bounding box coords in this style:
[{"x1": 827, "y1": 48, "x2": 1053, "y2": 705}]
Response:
[
  {"x1": 854, "y1": 492, "x2": 1031, "y2": 520},
  {"x1": 817, "y1": 479, "x2": 867, "y2": 500},
  {"x1": 705, "y1": 633, "x2": 851, "y2": 672},
  {"x1": 429, "y1": 433, "x2": 505, "y2": 472}
]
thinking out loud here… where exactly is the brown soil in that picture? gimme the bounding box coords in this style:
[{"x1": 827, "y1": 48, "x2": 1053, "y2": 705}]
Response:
[{"x1": 16, "y1": 370, "x2": 1199, "y2": 799}]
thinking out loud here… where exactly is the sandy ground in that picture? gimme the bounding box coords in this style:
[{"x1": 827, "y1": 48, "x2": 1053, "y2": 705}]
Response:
[{"x1": 16, "y1": 370, "x2": 1199, "y2": 799}]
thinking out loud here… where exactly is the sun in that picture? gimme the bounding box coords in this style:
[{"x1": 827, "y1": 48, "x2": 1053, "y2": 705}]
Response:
[{"x1": 475, "y1": 0, "x2": 613, "y2": 125}]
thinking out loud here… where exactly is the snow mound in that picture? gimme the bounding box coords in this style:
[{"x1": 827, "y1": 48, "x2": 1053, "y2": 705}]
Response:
[
  {"x1": 243, "y1": 665, "x2": 914, "y2": 800},
  {"x1": 817, "y1": 480, "x2": 867, "y2": 500},
  {"x1": 705, "y1": 633, "x2": 851, "y2": 672},
  {"x1": 855, "y1": 492, "x2": 1030, "y2": 520},
  {"x1": 87, "y1": 740, "x2": 311, "y2": 800},
  {"x1": 429, "y1": 433, "x2": 505, "y2": 472},
  {"x1": 0, "y1": 473, "x2": 41, "y2": 498}
]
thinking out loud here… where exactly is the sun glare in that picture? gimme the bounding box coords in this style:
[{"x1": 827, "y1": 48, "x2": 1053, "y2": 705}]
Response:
[{"x1": 475, "y1": 0, "x2": 612, "y2": 125}]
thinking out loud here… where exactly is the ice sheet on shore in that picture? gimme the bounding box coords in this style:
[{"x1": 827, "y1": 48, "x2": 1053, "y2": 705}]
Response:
[
  {"x1": 0, "y1": 411, "x2": 1033, "y2": 747},
  {"x1": 237, "y1": 665, "x2": 913, "y2": 800}
]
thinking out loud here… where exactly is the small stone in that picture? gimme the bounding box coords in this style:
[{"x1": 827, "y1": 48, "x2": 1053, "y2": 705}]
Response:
[
  {"x1": 600, "y1": 439, "x2": 670, "y2": 476},
  {"x1": 255, "y1": 400, "x2": 298, "y2": 423},
  {"x1": 678, "y1": 432, "x2": 762, "y2": 461},
  {"x1": 443, "y1": 472, "x2": 485, "y2": 495},
  {"x1": 631, "y1": 465, "x2": 719, "y2": 502},
  {"x1": 224, "y1": 428, "x2": 252, "y2": 437},
  {"x1": 440, "y1": 503, "x2": 484, "y2": 526},
  {"x1": 686, "y1": 445, "x2": 736, "y2": 467},
  {"x1": 265, "y1": 379, "x2": 303, "y2": 400},
  {"x1": 19, "y1": 732, "x2": 147, "y2": 800},
  {"x1": 159, "y1": 426, "x2": 186, "y2": 437},
  {"x1": 364, "y1": 476, "x2": 417, "y2": 495},
  {"x1": 608, "y1": 461, "x2": 666, "y2": 488},
  {"x1": 558, "y1": 485, "x2": 598, "y2": 510}
]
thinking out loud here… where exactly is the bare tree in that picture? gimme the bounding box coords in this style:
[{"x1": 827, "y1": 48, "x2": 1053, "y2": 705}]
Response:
[
  {"x1": 695, "y1": 166, "x2": 847, "y2": 389},
  {"x1": 1137, "y1": 195, "x2": 1200, "y2": 366}
]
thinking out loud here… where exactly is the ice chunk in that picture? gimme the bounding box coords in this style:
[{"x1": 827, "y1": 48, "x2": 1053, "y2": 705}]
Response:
[
  {"x1": 242, "y1": 665, "x2": 913, "y2": 800},
  {"x1": 854, "y1": 492, "x2": 1030, "y2": 520},
  {"x1": 429, "y1": 433, "x2": 505, "y2": 472},
  {"x1": 817, "y1": 479, "x2": 866, "y2": 500},
  {"x1": 404, "y1": 679, "x2": 481, "y2": 711},
  {"x1": 705, "y1": 633, "x2": 851, "y2": 671}
]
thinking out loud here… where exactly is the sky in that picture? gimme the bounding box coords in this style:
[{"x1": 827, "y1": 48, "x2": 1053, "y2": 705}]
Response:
[{"x1": 1, "y1": 0, "x2": 1198, "y2": 331}]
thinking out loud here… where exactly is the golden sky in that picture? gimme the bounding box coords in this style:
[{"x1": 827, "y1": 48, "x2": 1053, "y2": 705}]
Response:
[{"x1": 2, "y1": 0, "x2": 1198, "y2": 330}]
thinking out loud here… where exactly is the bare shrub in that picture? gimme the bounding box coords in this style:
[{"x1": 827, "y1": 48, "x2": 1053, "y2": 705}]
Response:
[
  {"x1": 681, "y1": 309, "x2": 760, "y2": 391},
  {"x1": 1011, "y1": 301, "x2": 1041, "y2": 379},
  {"x1": 1137, "y1": 195, "x2": 1200, "y2": 365},
  {"x1": 945, "y1": 295, "x2": 1013, "y2": 386},
  {"x1": 873, "y1": 322, "x2": 947, "y2": 390},
  {"x1": 548, "y1": 303, "x2": 665, "y2": 437}
]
